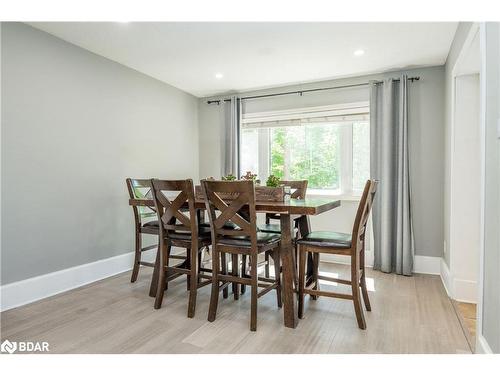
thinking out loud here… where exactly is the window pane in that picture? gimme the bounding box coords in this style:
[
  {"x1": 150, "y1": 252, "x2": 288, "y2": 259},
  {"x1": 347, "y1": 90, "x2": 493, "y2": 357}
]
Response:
[
  {"x1": 352, "y1": 121, "x2": 370, "y2": 192},
  {"x1": 240, "y1": 128, "x2": 259, "y2": 177},
  {"x1": 270, "y1": 123, "x2": 341, "y2": 189}
]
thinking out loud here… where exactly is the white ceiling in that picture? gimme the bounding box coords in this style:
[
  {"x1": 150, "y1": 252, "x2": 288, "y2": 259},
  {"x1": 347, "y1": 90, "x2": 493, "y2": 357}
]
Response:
[{"x1": 29, "y1": 22, "x2": 457, "y2": 97}]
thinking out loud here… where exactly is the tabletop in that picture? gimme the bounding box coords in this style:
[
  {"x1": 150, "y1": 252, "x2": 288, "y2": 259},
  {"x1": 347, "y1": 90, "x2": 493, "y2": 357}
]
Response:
[{"x1": 129, "y1": 197, "x2": 341, "y2": 216}]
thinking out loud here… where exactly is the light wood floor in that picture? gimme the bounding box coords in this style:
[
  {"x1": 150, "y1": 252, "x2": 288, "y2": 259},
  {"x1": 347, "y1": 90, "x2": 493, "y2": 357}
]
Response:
[
  {"x1": 452, "y1": 301, "x2": 477, "y2": 352},
  {"x1": 0, "y1": 263, "x2": 471, "y2": 354}
]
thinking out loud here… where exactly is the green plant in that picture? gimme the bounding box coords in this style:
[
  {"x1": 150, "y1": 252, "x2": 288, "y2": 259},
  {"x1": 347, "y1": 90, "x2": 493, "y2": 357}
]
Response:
[
  {"x1": 241, "y1": 171, "x2": 261, "y2": 184},
  {"x1": 221, "y1": 174, "x2": 237, "y2": 181},
  {"x1": 266, "y1": 174, "x2": 281, "y2": 187}
]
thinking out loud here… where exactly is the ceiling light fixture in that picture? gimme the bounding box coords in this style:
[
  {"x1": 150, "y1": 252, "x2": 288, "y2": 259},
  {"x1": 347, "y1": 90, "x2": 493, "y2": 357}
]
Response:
[
  {"x1": 215, "y1": 73, "x2": 224, "y2": 79},
  {"x1": 354, "y1": 49, "x2": 365, "y2": 57}
]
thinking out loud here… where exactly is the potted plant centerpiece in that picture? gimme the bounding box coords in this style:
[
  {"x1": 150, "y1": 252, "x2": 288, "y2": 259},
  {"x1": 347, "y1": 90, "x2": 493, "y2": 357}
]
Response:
[{"x1": 196, "y1": 172, "x2": 285, "y2": 202}]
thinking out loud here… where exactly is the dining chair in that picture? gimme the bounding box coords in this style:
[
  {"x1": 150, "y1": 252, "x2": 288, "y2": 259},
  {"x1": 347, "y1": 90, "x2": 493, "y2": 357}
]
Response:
[
  {"x1": 150, "y1": 178, "x2": 212, "y2": 317},
  {"x1": 126, "y1": 178, "x2": 161, "y2": 285},
  {"x1": 296, "y1": 179, "x2": 378, "y2": 329},
  {"x1": 200, "y1": 215, "x2": 241, "y2": 299},
  {"x1": 259, "y1": 180, "x2": 308, "y2": 279},
  {"x1": 201, "y1": 179, "x2": 282, "y2": 331}
]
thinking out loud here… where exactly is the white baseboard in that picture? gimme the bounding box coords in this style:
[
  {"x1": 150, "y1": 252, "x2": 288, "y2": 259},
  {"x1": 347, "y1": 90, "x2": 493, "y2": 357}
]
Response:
[
  {"x1": 440, "y1": 258, "x2": 454, "y2": 297},
  {"x1": 453, "y1": 278, "x2": 478, "y2": 303},
  {"x1": 322, "y1": 254, "x2": 440, "y2": 275},
  {"x1": 413, "y1": 255, "x2": 441, "y2": 275},
  {"x1": 476, "y1": 334, "x2": 493, "y2": 354},
  {"x1": 0, "y1": 250, "x2": 156, "y2": 312},
  {"x1": 321, "y1": 254, "x2": 363, "y2": 266},
  {"x1": 439, "y1": 258, "x2": 477, "y2": 303}
]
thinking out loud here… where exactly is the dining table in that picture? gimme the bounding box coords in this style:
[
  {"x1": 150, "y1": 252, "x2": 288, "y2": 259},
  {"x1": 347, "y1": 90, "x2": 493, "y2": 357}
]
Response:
[{"x1": 129, "y1": 195, "x2": 341, "y2": 329}]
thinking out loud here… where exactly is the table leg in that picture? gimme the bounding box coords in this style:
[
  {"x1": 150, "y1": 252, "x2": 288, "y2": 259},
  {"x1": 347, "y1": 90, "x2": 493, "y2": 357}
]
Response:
[{"x1": 280, "y1": 214, "x2": 298, "y2": 328}]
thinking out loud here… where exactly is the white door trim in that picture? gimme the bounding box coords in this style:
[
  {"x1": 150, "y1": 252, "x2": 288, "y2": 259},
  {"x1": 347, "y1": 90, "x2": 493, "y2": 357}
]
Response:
[
  {"x1": 476, "y1": 334, "x2": 493, "y2": 354},
  {"x1": 476, "y1": 22, "x2": 487, "y2": 353},
  {"x1": 449, "y1": 22, "x2": 481, "y2": 304}
]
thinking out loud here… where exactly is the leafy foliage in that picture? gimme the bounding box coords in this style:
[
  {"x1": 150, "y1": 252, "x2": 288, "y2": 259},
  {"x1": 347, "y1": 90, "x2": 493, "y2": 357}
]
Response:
[
  {"x1": 270, "y1": 124, "x2": 340, "y2": 189},
  {"x1": 221, "y1": 174, "x2": 237, "y2": 181},
  {"x1": 266, "y1": 174, "x2": 281, "y2": 187}
]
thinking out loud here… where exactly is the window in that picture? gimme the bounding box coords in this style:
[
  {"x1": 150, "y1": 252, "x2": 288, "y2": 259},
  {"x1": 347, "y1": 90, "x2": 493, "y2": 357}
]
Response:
[{"x1": 240, "y1": 103, "x2": 370, "y2": 196}]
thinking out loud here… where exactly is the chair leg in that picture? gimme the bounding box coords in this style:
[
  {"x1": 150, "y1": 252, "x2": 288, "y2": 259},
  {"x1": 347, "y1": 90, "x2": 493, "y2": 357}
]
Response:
[
  {"x1": 154, "y1": 241, "x2": 167, "y2": 309},
  {"x1": 148, "y1": 237, "x2": 161, "y2": 297},
  {"x1": 208, "y1": 246, "x2": 220, "y2": 322},
  {"x1": 360, "y1": 269, "x2": 372, "y2": 312},
  {"x1": 292, "y1": 241, "x2": 299, "y2": 290},
  {"x1": 241, "y1": 255, "x2": 247, "y2": 294},
  {"x1": 187, "y1": 245, "x2": 198, "y2": 318},
  {"x1": 351, "y1": 260, "x2": 366, "y2": 329},
  {"x1": 298, "y1": 246, "x2": 306, "y2": 319},
  {"x1": 221, "y1": 252, "x2": 229, "y2": 299},
  {"x1": 311, "y1": 252, "x2": 320, "y2": 300},
  {"x1": 359, "y1": 245, "x2": 371, "y2": 311},
  {"x1": 250, "y1": 253, "x2": 258, "y2": 331},
  {"x1": 186, "y1": 246, "x2": 192, "y2": 291},
  {"x1": 131, "y1": 230, "x2": 142, "y2": 283},
  {"x1": 272, "y1": 249, "x2": 282, "y2": 308},
  {"x1": 264, "y1": 252, "x2": 270, "y2": 278},
  {"x1": 197, "y1": 249, "x2": 204, "y2": 284},
  {"x1": 164, "y1": 245, "x2": 171, "y2": 291},
  {"x1": 232, "y1": 253, "x2": 240, "y2": 300}
]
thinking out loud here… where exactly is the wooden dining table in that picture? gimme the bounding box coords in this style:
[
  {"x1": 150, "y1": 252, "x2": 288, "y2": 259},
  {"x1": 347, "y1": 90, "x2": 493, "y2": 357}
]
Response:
[{"x1": 129, "y1": 196, "x2": 341, "y2": 328}]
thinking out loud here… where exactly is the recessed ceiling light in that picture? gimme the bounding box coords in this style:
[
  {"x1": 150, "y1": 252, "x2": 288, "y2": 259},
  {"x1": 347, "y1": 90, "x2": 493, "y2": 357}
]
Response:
[
  {"x1": 354, "y1": 49, "x2": 365, "y2": 57},
  {"x1": 215, "y1": 73, "x2": 224, "y2": 79}
]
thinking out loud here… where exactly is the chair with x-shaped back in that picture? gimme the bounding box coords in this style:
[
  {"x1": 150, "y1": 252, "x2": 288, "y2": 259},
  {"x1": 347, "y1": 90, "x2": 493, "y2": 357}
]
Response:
[
  {"x1": 150, "y1": 179, "x2": 212, "y2": 317},
  {"x1": 126, "y1": 178, "x2": 161, "y2": 288},
  {"x1": 201, "y1": 179, "x2": 282, "y2": 331}
]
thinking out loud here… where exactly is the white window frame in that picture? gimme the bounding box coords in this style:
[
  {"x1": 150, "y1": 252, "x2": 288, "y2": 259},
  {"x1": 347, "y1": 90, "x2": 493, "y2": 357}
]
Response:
[{"x1": 240, "y1": 102, "x2": 369, "y2": 200}]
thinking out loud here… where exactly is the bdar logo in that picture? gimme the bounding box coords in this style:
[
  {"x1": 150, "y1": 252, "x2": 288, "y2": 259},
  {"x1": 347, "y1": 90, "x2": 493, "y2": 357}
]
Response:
[{"x1": 1, "y1": 340, "x2": 17, "y2": 354}]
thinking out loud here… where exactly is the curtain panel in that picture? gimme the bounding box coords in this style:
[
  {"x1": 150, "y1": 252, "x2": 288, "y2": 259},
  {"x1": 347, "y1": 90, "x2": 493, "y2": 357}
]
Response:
[
  {"x1": 221, "y1": 96, "x2": 241, "y2": 178},
  {"x1": 370, "y1": 75, "x2": 414, "y2": 275}
]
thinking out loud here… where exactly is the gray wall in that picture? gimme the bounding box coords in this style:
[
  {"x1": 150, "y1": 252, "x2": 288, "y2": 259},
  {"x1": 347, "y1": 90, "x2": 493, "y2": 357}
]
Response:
[
  {"x1": 482, "y1": 22, "x2": 500, "y2": 353},
  {"x1": 199, "y1": 66, "x2": 446, "y2": 259},
  {"x1": 1, "y1": 23, "x2": 199, "y2": 284}
]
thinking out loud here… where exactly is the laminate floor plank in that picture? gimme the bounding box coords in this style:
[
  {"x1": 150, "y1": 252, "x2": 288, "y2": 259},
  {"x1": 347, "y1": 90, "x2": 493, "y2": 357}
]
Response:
[{"x1": 0, "y1": 263, "x2": 471, "y2": 354}]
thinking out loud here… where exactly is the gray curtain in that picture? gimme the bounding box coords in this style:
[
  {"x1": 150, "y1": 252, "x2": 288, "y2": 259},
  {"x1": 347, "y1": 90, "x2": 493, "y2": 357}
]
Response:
[
  {"x1": 370, "y1": 75, "x2": 414, "y2": 275},
  {"x1": 221, "y1": 95, "x2": 241, "y2": 177}
]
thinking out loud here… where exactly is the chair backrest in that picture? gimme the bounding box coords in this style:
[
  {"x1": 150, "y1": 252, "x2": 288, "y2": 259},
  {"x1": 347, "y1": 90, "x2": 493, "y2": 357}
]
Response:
[
  {"x1": 126, "y1": 178, "x2": 157, "y2": 226},
  {"x1": 150, "y1": 179, "x2": 198, "y2": 241},
  {"x1": 280, "y1": 180, "x2": 308, "y2": 199},
  {"x1": 201, "y1": 180, "x2": 258, "y2": 246},
  {"x1": 351, "y1": 179, "x2": 378, "y2": 250}
]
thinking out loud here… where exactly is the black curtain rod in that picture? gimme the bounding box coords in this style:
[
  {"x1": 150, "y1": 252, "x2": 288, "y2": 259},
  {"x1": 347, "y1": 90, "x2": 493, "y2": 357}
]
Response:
[{"x1": 207, "y1": 76, "x2": 420, "y2": 104}]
